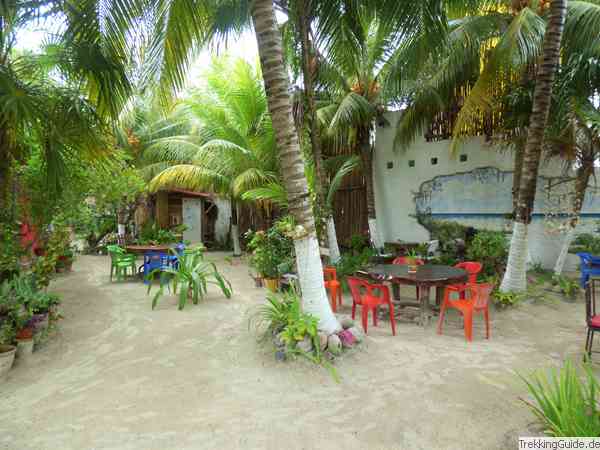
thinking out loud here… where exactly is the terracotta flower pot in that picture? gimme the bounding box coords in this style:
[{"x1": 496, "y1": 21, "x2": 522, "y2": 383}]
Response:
[
  {"x1": 16, "y1": 327, "x2": 33, "y2": 340},
  {"x1": 0, "y1": 345, "x2": 16, "y2": 380},
  {"x1": 263, "y1": 278, "x2": 280, "y2": 292}
]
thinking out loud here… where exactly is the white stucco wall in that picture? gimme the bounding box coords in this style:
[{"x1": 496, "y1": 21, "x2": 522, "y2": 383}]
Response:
[
  {"x1": 373, "y1": 111, "x2": 600, "y2": 270},
  {"x1": 213, "y1": 197, "x2": 232, "y2": 245}
]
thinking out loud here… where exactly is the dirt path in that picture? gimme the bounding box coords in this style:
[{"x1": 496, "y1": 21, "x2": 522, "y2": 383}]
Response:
[{"x1": 0, "y1": 254, "x2": 587, "y2": 450}]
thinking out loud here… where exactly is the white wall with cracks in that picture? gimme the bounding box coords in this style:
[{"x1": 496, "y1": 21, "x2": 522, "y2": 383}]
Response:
[{"x1": 373, "y1": 111, "x2": 600, "y2": 270}]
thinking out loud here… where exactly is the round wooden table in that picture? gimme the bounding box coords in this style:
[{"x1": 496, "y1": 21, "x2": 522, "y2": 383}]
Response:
[
  {"x1": 361, "y1": 264, "x2": 467, "y2": 326},
  {"x1": 124, "y1": 244, "x2": 173, "y2": 255}
]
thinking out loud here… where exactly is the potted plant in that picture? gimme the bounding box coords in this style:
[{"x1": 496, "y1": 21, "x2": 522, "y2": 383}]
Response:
[
  {"x1": 147, "y1": 248, "x2": 232, "y2": 310},
  {"x1": 246, "y1": 221, "x2": 295, "y2": 292},
  {"x1": 13, "y1": 302, "x2": 34, "y2": 360},
  {"x1": 29, "y1": 292, "x2": 59, "y2": 333},
  {"x1": 405, "y1": 250, "x2": 420, "y2": 274},
  {"x1": 0, "y1": 286, "x2": 17, "y2": 380},
  {"x1": 56, "y1": 247, "x2": 75, "y2": 272}
]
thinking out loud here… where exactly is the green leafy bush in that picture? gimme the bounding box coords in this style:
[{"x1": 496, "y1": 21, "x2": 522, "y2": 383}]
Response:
[
  {"x1": 0, "y1": 220, "x2": 24, "y2": 282},
  {"x1": 552, "y1": 275, "x2": 580, "y2": 298},
  {"x1": 466, "y1": 230, "x2": 508, "y2": 278},
  {"x1": 570, "y1": 233, "x2": 600, "y2": 255},
  {"x1": 137, "y1": 221, "x2": 178, "y2": 245},
  {"x1": 492, "y1": 287, "x2": 522, "y2": 308},
  {"x1": 520, "y1": 361, "x2": 600, "y2": 437},
  {"x1": 251, "y1": 290, "x2": 319, "y2": 356},
  {"x1": 0, "y1": 274, "x2": 61, "y2": 344},
  {"x1": 246, "y1": 219, "x2": 295, "y2": 279}
]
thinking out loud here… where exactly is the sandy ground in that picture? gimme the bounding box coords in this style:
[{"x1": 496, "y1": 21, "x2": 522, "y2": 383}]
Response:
[{"x1": 0, "y1": 254, "x2": 589, "y2": 450}]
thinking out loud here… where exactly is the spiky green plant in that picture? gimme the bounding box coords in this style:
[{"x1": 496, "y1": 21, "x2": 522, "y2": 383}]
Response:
[
  {"x1": 520, "y1": 361, "x2": 600, "y2": 437},
  {"x1": 147, "y1": 248, "x2": 232, "y2": 310}
]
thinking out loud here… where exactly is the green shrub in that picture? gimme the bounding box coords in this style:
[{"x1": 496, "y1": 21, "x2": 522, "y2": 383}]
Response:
[
  {"x1": 492, "y1": 288, "x2": 522, "y2": 308},
  {"x1": 552, "y1": 275, "x2": 580, "y2": 298},
  {"x1": 570, "y1": 233, "x2": 600, "y2": 255},
  {"x1": 520, "y1": 361, "x2": 600, "y2": 437},
  {"x1": 466, "y1": 230, "x2": 508, "y2": 278},
  {"x1": 246, "y1": 218, "x2": 295, "y2": 279},
  {"x1": 0, "y1": 219, "x2": 24, "y2": 282},
  {"x1": 137, "y1": 221, "x2": 178, "y2": 245},
  {"x1": 249, "y1": 289, "x2": 338, "y2": 380}
]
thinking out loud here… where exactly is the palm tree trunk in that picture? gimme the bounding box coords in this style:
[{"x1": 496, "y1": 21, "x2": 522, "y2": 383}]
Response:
[
  {"x1": 511, "y1": 143, "x2": 525, "y2": 217},
  {"x1": 359, "y1": 128, "x2": 382, "y2": 250},
  {"x1": 296, "y1": 0, "x2": 341, "y2": 264},
  {"x1": 251, "y1": 0, "x2": 340, "y2": 333},
  {"x1": 500, "y1": 0, "x2": 567, "y2": 292},
  {"x1": 231, "y1": 199, "x2": 242, "y2": 257},
  {"x1": 554, "y1": 153, "x2": 594, "y2": 275}
]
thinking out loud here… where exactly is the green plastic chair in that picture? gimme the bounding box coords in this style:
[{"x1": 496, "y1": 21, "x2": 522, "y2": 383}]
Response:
[{"x1": 106, "y1": 245, "x2": 137, "y2": 281}]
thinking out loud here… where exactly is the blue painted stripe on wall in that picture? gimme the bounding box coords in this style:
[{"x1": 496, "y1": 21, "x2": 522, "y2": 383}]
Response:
[{"x1": 430, "y1": 212, "x2": 600, "y2": 218}]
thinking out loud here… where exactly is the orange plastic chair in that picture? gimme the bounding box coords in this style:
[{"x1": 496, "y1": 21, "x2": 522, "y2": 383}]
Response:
[
  {"x1": 392, "y1": 256, "x2": 424, "y2": 299},
  {"x1": 437, "y1": 282, "x2": 493, "y2": 341},
  {"x1": 324, "y1": 267, "x2": 343, "y2": 312},
  {"x1": 445, "y1": 261, "x2": 483, "y2": 300},
  {"x1": 347, "y1": 276, "x2": 396, "y2": 335}
]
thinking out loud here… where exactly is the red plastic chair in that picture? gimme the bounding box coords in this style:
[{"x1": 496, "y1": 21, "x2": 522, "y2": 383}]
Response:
[
  {"x1": 442, "y1": 261, "x2": 482, "y2": 302},
  {"x1": 392, "y1": 256, "x2": 424, "y2": 300},
  {"x1": 324, "y1": 267, "x2": 342, "y2": 312},
  {"x1": 437, "y1": 283, "x2": 493, "y2": 341},
  {"x1": 347, "y1": 276, "x2": 396, "y2": 335}
]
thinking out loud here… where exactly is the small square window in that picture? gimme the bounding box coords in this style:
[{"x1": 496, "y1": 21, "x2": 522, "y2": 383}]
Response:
[
  {"x1": 408, "y1": 160, "x2": 415, "y2": 167},
  {"x1": 387, "y1": 161, "x2": 394, "y2": 169},
  {"x1": 460, "y1": 154, "x2": 468, "y2": 162},
  {"x1": 431, "y1": 157, "x2": 438, "y2": 165}
]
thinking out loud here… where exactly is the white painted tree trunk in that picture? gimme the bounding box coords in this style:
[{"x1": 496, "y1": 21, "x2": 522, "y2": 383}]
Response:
[
  {"x1": 294, "y1": 234, "x2": 340, "y2": 334},
  {"x1": 117, "y1": 223, "x2": 125, "y2": 237},
  {"x1": 368, "y1": 218, "x2": 383, "y2": 251},
  {"x1": 251, "y1": 0, "x2": 340, "y2": 333},
  {"x1": 554, "y1": 226, "x2": 576, "y2": 276},
  {"x1": 326, "y1": 216, "x2": 341, "y2": 264},
  {"x1": 231, "y1": 224, "x2": 241, "y2": 257},
  {"x1": 500, "y1": 222, "x2": 529, "y2": 292}
]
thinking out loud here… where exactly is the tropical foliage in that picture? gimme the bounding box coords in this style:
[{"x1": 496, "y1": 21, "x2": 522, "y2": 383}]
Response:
[
  {"x1": 147, "y1": 248, "x2": 232, "y2": 310},
  {"x1": 521, "y1": 361, "x2": 600, "y2": 437}
]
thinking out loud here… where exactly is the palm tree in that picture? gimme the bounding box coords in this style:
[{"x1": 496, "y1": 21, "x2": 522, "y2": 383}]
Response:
[
  {"x1": 57, "y1": 0, "x2": 448, "y2": 332},
  {"x1": 501, "y1": 0, "x2": 567, "y2": 292},
  {"x1": 392, "y1": 0, "x2": 595, "y2": 290},
  {"x1": 551, "y1": 101, "x2": 600, "y2": 275},
  {"x1": 144, "y1": 58, "x2": 279, "y2": 257},
  {"x1": 314, "y1": 8, "x2": 407, "y2": 251},
  {"x1": 250, "y1": 0, "x2": 341, "y2": 331},
  {"x1": 286, "y1": 0, "x2": 343, "y2": 262},
  {"x1": 0, "y1": 1, "x2": 132, "y2": 210}
]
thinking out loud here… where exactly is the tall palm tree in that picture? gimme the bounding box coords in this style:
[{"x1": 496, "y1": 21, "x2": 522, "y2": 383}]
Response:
[
  {"x1": 551, "y1": 101, "x2": 600, "y2": 275},
  {"x1": 392, "y1": 0, "x2": 595, "y2": 290},
  {"x1": 0, "y1": 1, "x2": 132, "y2": 210},
  {"x1": 250, "y1": 0, "x2": 341, "y2": 331},
  {"x1": 500, "y1": 0, "x2": 567, "y2": 292},
  {"x1": 144, "y1": 58, "x2": 279, "y2": 257},
  {"x1": 57, "y1": 0, "x2": 448, "y2": 332},
  {"x1": 315, "y1": 7, "x2": 408, "y2": 250}
]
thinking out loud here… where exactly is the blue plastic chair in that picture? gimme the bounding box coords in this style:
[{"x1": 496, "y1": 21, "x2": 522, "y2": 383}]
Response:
[
  {"x1": 167, "y1": 243, "x2": 186, "y2": 269},
  {"x1": 143, "y1": 251, "x2": 172, "y2": 284},
  {"x1": 576, "y1": 253, "x2": 600, "y2": 288}
]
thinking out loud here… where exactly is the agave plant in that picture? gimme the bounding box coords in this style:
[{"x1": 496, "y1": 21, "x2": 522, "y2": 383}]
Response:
[{"x1": 147, "y1": 249, "x2": 232, "y2": 310}]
